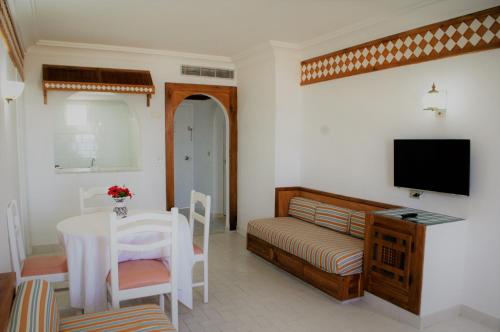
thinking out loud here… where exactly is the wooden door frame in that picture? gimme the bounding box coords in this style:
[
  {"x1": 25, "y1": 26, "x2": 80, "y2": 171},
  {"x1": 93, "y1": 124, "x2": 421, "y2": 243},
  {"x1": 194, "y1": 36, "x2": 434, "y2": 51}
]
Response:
[{"x1": 165, "y1": 83, "x2": 238, "y2": 230}]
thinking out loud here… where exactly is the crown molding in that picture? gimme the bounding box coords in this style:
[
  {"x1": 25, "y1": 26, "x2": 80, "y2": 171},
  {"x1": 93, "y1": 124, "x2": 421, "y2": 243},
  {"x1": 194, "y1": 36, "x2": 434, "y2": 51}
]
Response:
[
  {"x1": 231, "y1": 42, "x2": 274, "y2": 63},
  {"x1": 269, "y1": 40, "x2": 300, "y2": 50},
  {"x1": 299, "y1": 0, "x2": 444, "y2": 50},
  {"x1": 231, "y1": 40, "x2": 300, "y2": 65},
  {"x1": 299, "y1": 0, "x2": 499, "y2": 58},
  {"x1": 35, "y1": 40, "x2": 233, "y2": 63}
]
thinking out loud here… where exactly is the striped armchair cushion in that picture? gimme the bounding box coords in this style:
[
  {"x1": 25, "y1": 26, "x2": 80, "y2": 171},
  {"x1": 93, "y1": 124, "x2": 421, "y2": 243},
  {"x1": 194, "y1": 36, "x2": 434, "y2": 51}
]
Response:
[
  {"x1": 288, "y1": 197, "x2": 318, "y2": 223},
  {"x1": 315, "y1": 203, "x2": 351, "y2": 233},
  {"x1": 8, "y1": 280, "x2": 59, "y2": 332},
  {"x1": 60, "y1": 305, "x2": 175, "y2": 331},
  {"x1": 349, "y1": 210, "x2": 367, "y2": 239}
]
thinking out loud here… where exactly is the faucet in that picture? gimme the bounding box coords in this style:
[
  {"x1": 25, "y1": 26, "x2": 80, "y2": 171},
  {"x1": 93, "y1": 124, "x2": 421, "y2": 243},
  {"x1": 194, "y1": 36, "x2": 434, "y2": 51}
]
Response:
[{"x1": 90, "y1": 158, "x2": 96, "y2": 168}]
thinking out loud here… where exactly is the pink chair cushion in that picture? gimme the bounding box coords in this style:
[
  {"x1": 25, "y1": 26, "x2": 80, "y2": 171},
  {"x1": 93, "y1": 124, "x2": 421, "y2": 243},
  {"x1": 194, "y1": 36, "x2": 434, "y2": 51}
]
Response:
[
  {"x1": 21, "y1": 255, "x2": 68, "y2": 277},
  {"x1": 107, "y1": 259, "x2": 171, "y2": 290},
  {"x1": 193, "y1": 244, "x2": 203, "y2": 255}
]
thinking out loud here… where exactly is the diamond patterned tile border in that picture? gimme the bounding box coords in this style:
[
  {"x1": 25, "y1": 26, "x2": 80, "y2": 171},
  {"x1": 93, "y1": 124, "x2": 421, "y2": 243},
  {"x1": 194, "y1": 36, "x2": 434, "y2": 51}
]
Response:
[
  {"x1": 43, "y1": 81, "x2": 155, "y2": 94},
  {"x1": 301, "y1": 6, "x2": 500, "y2": 85}
]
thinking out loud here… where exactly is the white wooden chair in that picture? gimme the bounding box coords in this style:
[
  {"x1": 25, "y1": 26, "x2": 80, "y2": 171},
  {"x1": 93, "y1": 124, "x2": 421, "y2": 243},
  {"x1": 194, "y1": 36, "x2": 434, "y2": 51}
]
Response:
[
  {"x1": 189, "y1": 190, "x2": 211, "y2": 303},
  {"x1": 79, "y1": 187, "x2": 111, "y2": 215},
  {"x1": 7, "y1": 200, "x2": 68, "y2": 286},
  {"x1": 107, "y1": 209, "x2": 179, "y2": 329}
]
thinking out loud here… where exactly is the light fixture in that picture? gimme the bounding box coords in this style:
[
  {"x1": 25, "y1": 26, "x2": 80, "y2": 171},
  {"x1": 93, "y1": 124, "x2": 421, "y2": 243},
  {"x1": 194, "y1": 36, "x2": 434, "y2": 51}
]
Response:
[
  {"x1": 423, "y1": 82, "x2": 446, "y2": 116},
  {"x1": 2, "y1": 80, "x2": 25, "y2": 103}
]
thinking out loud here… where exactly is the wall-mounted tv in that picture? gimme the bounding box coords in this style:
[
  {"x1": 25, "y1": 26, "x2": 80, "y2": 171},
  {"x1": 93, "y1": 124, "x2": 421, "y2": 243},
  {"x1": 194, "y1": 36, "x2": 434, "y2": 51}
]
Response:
[{"x1": 394, "y1": 139, "x2": 470, "y2": 196}]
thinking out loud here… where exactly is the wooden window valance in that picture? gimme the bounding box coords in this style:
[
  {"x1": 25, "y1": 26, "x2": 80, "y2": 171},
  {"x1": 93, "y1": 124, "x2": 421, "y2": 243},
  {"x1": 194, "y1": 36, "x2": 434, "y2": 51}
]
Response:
[
  {"x1": 301, "y1": 6, "x2": 500, "y2": 85},
  {"x1": 42, "y1": 65, "x2": 155, "y2": 106},
  {"x1": 0, "y1": 0, "x2": 24, "y2": 80}
]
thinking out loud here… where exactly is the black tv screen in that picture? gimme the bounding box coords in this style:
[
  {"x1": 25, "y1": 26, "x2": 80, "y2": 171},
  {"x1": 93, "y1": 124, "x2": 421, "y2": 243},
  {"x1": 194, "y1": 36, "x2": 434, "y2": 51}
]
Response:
[{"x1": 394, "y1": 139, "x2": 470, "y2": 196}]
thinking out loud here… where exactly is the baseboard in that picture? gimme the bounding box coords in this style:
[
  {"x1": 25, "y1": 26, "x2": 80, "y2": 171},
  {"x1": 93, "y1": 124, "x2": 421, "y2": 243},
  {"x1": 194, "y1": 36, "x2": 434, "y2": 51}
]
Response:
[
  {"x1": 362, "y1": 292, "x2": 463, "y2": 329},
  {"x1": 420, "y1": 305, "x2": 462, "y2": 329},
  {"x1": 237, "y1": 226, "x2": 247, "y2": 237},
  {"x1": 363, "y1": 292, "x2": 422, "y2": 329},
  {"x1": 363, "y1": 292, "x2": 500, "y2": 330},
  {"x1": 31, "y1": 244, "x2": 64, "y2": 255},
  {"x1": 460, "y1": 305, "x2": 500, "y2": 331}
]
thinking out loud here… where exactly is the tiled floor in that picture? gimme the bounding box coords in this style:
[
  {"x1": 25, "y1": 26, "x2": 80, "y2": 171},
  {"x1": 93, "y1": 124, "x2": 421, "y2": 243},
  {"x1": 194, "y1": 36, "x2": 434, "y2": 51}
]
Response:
[{"x1": 55, "y1": 232, "x2": 494, "y2": 332}]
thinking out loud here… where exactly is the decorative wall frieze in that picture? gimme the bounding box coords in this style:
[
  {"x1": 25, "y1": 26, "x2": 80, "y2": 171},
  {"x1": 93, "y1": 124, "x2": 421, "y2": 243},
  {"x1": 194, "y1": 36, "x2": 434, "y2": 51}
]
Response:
[
  {"x1": 300, "y1": 6, "x2": 500, "y2": 86},
  {"x1": 43, "y1": 82, "x2": 154, "y2": 94}
]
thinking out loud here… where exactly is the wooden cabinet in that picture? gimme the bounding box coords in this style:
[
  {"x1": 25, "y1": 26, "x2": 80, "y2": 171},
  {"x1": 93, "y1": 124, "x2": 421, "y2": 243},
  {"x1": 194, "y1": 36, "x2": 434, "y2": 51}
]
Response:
[
  {"x1": 364, "y1": 208, "x2": 466, "y2": 319},
  {"x1": 364, "y1": 214, "x2": 426, "y2": 314}
]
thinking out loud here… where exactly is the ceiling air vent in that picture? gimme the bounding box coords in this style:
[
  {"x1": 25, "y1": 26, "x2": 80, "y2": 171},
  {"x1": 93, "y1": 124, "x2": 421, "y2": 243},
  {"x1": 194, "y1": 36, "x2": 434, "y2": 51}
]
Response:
[{"x1": 181, "y1": 65, "x2": 234, "y2": 79}]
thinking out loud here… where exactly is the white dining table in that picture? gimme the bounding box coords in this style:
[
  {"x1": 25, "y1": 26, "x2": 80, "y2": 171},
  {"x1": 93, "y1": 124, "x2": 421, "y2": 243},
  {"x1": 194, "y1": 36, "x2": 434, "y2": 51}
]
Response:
[{"x1": 56, "y1": 210, "x2": 194, "y2": 313}]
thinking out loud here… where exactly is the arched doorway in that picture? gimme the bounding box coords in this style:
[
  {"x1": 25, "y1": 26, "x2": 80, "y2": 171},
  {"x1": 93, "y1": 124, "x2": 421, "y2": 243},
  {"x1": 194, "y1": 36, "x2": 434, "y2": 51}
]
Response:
[{"x1": 165, "y1": 83, "x2": 237, "y2": 230}]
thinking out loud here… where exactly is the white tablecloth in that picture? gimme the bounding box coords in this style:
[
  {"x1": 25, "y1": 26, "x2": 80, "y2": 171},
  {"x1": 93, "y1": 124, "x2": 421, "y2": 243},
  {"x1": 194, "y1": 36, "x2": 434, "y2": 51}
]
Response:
[{"x1": 57, "y1": 210, "x2": 194, "y2": 313}]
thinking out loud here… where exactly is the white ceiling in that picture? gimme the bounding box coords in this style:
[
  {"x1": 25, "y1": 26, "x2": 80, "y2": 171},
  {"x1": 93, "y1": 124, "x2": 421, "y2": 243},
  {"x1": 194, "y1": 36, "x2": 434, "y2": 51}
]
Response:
[{"x1": 12, "y1": 0, "x2": 441, "y2": 57}]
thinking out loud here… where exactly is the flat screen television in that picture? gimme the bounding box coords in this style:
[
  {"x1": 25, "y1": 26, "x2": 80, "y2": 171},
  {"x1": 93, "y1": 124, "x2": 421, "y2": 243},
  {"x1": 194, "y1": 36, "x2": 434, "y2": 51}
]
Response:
[{"x1": 394, "y1": 139, "x2": 470, "y2": 196}]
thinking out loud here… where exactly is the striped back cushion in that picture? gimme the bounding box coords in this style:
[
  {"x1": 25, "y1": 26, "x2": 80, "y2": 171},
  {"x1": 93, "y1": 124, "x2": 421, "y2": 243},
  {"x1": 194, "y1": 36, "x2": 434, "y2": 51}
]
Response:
[
  {"x1": 8, "y1": 280, "x2": 59, "y2": 332},
  {"x1": 349, "y1": 210, "x2": 367, "y2": 239},
  {"x1": 288, "y1": 197, "x2": 318, "y2": 223},
  {"x1": 315, "y1": 203, "x2": 351, "y2": 233}
]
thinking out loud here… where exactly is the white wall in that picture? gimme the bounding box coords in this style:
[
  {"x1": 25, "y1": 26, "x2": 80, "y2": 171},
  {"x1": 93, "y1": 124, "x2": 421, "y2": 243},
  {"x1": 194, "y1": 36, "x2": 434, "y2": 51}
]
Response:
[
  {"x1": 298, "y1": 0, "x2": 500, "y2": 319},
  {"x1": 23, "y1": 45, "x2": 235, "y2": 246},
  {"x1": 299, "y1": 49, "x2": 500, "y2": 319},
  {"x1": 0, "y1": 41, "x2": 23, "y2": 272},
  {"x1": 274, "y1": 46, "x2": 302, "y2": 186},
  {"x1": 234, "y1": 43, "x2": 303, "y2": 233},
  {"x1": 235, "y1": 46, "x2": 277, "y2": 234}
]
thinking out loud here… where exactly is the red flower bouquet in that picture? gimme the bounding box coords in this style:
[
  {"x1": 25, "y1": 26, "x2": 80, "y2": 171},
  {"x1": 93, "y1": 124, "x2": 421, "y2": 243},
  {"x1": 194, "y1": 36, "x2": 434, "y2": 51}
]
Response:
[{"x1": 107, "y1": 185, "x2": 133, "y2": 199}]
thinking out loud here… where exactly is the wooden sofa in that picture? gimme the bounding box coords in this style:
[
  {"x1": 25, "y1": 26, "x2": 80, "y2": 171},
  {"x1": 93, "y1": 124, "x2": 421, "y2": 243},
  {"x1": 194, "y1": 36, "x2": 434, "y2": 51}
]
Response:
[
  {"x1": 0, "y1": 274, "x2": 176, "y2": 331},
  {"x1": 247, "y1": 187, "x2": 397, "y2": 301}
]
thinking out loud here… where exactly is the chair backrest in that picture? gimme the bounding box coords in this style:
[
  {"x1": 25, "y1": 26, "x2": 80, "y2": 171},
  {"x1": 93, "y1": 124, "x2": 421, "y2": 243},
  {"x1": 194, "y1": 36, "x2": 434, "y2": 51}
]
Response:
[
  {"x1": 6, "y1": 200, "x2": 26, "y2": 282},
  {"x1": 108, "y1": 209, "x2": 179, "y2": 296},
  {"x1": 189, "y1": 190, "x2": 211, "y2": 256},
  {"x1": 79, "y1": 187, "x2": 110, "y2": 214}
]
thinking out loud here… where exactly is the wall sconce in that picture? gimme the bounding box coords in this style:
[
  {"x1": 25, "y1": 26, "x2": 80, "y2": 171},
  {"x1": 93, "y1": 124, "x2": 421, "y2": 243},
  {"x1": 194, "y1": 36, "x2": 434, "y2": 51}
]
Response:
[
  {"x1": 423, "y1": 82, "x2": 446, "y2": 116},
  {"x1": 2, "y1": 80, "x2": 25, "y2": 103}
]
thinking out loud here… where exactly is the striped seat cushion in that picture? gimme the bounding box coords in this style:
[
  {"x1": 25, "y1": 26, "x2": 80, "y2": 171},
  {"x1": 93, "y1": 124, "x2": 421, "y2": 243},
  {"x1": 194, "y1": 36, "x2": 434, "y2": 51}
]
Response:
[
  {"x1": 248, "y1": 217, "x2": 364, "y2": 275},
  {"x1": 60, "y1": 304, "x2": 175, "y2": 331},
  {"x1": 8, "y1": 280, "x2": 59, "y2": 332},
  {"x1": 349, "y1": 210, "x2": 366, "y2": 239},
  {"x1": 315, "y1": 203, "x2": 351, "y2": 233},
  {"x1": 288, "y1": 197, "x2": 318, "y2": 223}
]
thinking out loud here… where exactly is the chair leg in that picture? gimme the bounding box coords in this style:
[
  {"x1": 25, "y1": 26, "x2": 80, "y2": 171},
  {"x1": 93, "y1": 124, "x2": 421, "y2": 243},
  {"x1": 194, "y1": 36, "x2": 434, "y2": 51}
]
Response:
[
  {"x1": 171, "y1": 292, "x2": 178, "y2": 329},
  {"x1": 112, "y1": 296, "x2": 120, "y2": 309},
  {"x1": 159, "y1": 293, "x2": 165, "y2": 311},
  {"x1": 203, "y1": 260, "x2": 208, "y2": 303}
]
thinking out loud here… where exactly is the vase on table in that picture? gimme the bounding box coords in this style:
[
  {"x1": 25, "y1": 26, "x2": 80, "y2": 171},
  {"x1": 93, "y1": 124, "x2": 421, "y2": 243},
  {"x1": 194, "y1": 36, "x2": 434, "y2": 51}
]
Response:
[{"x1": 113, "y1": 197, "x2": 128, "y2": 218}]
